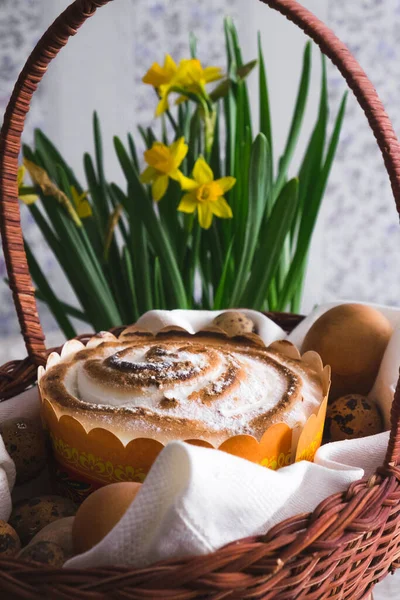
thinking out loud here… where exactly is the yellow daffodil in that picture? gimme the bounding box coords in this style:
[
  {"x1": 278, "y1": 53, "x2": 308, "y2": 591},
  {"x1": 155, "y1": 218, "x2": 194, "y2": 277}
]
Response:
[
  {"x1": 142, "y1": 54, "x2": 178, "y2": 116},
  {"x1": 175, "y1": 58, "x2": 223, "y2": 101},
  {"x1": 143, "y1": 55, "x2": 223, "y2": 116},
  {"x1": 71, "y1": 186, "x2": 92, "y2": 219},
  {"x1": 140, "y1": 137, "x2": 188, "y2": 201},
  {"x1": 142, "y1": 54, "x2": 178, "y2": 88},
  {"x1": 17, "y1": 165, "x2": 38, "y2": 205},
  {"x1": 178, "y1": 157, "x2": 235, "y2": 229}
]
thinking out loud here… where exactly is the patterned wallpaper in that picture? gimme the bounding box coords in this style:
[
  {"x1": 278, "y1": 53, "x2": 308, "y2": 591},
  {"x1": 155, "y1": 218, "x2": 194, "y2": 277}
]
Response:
[
  {"x1": 324, "y1": 0, "x2": 400, "y2": 306},
  {"x1": 0, "y1": 0, "x2": 49, "y2": 342},
  {"x1": 1, "y1": 0, "x2": 400, "y2": 347}
]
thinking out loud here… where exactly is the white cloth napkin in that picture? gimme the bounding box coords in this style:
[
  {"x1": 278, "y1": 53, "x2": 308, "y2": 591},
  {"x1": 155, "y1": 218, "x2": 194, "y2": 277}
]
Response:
[
  {"x1": 0, "y1": 436, "x2": 15, "y2": 521},
  {"x1": 0, "y1": 304, "x2": 399, "y2": 569},
  {"x1": 66, "y1": 433, "x2": 389, "y2": 569}
]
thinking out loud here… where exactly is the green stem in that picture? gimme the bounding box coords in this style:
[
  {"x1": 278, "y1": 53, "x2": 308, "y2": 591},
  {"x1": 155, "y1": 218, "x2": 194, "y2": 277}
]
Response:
[
  {"x1": 19, "y1": 186, "x2": 37, "y2": 196},
  {"x1": 200, "y1": 100, "x2": 216, "y2": 160},
  {"x1": 179, "y1": 213, "x2": 195, "y2": 270},
  {"x1": 165, "y1": 109, "x2": 180, "y2": 134},
  {"x1": 189, "y1": 224, "x2": 201, "y2": 306},
  {"x1": 267, "y1": 281, "x2": 278, "y2": 312}
]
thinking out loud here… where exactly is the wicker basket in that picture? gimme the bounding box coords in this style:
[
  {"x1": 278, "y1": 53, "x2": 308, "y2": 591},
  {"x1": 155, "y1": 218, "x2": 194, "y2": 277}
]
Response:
[{"x1": 0, "y1": 0, "x2": 400, "y2": 598}]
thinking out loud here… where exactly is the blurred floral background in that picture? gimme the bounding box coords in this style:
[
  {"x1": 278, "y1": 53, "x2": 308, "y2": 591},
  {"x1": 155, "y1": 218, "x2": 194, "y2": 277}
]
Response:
[{"x1": 1, "y1": 0, "x2": 400, "y2": 362}]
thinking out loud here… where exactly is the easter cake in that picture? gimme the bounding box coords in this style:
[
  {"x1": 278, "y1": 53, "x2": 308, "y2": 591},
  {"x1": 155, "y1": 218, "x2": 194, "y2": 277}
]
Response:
[{"x1": 39, "y1": 325, "x2": 326, "y2": 446}]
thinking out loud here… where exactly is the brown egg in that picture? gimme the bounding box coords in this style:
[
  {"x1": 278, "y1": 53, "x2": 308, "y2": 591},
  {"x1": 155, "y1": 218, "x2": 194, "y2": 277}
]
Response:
[
  {"x1": 0, "y1": 417, "x2": 47, "y2": 484},
  {"x1": 9, "y1": 495, "x2": 77, "y2": 546},
  {"x1": 19, "y1": 541, "x2": 65, "y2": 567},
  {"x1": 326, "y1": 394, "x2": 383, "y2": 442},
  {"x1": 28, "y1": 517, "x2": 75, "y2": 560},
  {"x1": 213, "y1": 311, "x2": 255, "y2": 337},
  {"x1": 301, "y1": 304, "x2": 392, "y2": 398},
  {"x1": 0, "y1": 520, "x2": 21, "y2": 557},
  {"x1": 72, "y1": 482, "x2": 141, "y2": 555}
]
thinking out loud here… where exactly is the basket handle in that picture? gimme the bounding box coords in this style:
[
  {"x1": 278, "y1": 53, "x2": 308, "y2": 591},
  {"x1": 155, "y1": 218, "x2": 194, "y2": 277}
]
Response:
[
  {"x1": 0, "y1": 0, "x2": 111, "y2": 365},
  {"x1": 260, "y1": 0, "x2": 400, "y2": 474},
  {"x1": 1, "y1": 0, "x2": 400, "y2": 469}
]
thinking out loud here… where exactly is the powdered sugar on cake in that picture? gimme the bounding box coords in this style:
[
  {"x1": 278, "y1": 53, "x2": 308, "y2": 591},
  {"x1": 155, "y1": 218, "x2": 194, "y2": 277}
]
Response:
[{"x1": 65, "y1": 341, "x2": 322, "y2": 434}]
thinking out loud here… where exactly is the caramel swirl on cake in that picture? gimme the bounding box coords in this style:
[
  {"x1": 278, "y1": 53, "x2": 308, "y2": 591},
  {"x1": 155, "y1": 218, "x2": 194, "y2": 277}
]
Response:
[{"x1": 38, "y1": 327, "x2": 326, "y2": 445}]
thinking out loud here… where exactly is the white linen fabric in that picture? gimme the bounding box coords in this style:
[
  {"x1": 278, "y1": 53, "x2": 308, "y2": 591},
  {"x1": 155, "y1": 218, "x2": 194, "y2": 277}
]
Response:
[
  {"x1": 0, "y1": 305, "x2": 398, "y2": 569},
  {"x1": 66, "y1": 433, "x2": 388, "y2": 569},
  {"x1": 0, "y1": 436, "x2": 15, "y2": 522}
]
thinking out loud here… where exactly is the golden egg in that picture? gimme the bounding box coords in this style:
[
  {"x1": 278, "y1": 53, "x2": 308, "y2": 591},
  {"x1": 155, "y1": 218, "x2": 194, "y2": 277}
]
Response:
[
  {"x1": 213, "y1": 311, "x2": 255, "y2": 337},
  {"x1": 72, "y1": 482, "x2": 142, "y2": 555},
  {"x1": 326, "y1": 394, "x2": 383, "y2": 442},
  {"x1": 9, "y1": 495, "x2": 77, "y2": 546},
  {"x1": 301, "y1": 304, "x2": 392, "y2": 398},
  {"x1": 0, "y1": 520, "x2": 20, "y2": 557},
  {"x1": 29, "y1": 516, "x2": 75, "y2": 560},
  {"x1": 19, "y1": 541, "x2": 66, "y2": 567},
  {"x1": 0, "y1": 417, "x2": 47, "y2": 484}
]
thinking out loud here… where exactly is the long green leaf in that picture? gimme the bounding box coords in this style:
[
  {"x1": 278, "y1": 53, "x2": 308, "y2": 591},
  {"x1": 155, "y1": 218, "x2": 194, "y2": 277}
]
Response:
[
  {"x1": 114, "y1": 136, "x2": 188, "y2": 308},
  {"x1": 213, "y1": 238, "x2": 234, "y2": 310},
  {"x1": 292, "y1": 54, "x2": 328, "y2": 245},
  {"x1": 56, "y1": 165, "x2": 106, "y2": 291},
  {"x1": 26, "y1": 199, "x2": 97, "y2": 327},
  {"x1": 122, "y1": 245, "x2": 139, "y2": 322},
  {"x1": 224, "y1": 17, "x2": 237, "y2": 80},
  {"x1": 157, "y1": 179, "x2": 182, "y2": 254},
  {"x1": 23, "y1": 147, "x2": 118, "y2": 330},
  {"x1": 138, "y1": 125, "x2": 152, "y2": 149},
  {"x1": 230, "y1": 134, "x2": 271, "y2": 306},
  {"x1": 127, "y1": 133, "x2": 140, "y2": 172},
  {"x1": 154, "y1": 257, "x2": 167, "y2": 309},
  {"x1": 83, "y1": 152, "x2": 104, "y2": 235},
  {"x1": 85, "y1": 133, "x2": 132, "y2": 322},
  {"x1": 128, "y1": 186, "x2": 153, "y2": 313},
  {"x1": 108, "y1": 183, "x2": 130, "y2": 246},
  {"x1": 273, "y1": 42, "x2": 311, "y2": 201},
  {"x1": 34, "y1": 289, "x2": 88, "y2": 322},
  {"x1": 189, "y1": 31, "x2": 197, "y2": 58},
  {"x1": 188, "y1": 224, "x2": 201, "y2": 307},
  {"x1": 33, "y1": 130, "x2": 82, "y2": 192},
  {"x1": 223, "y1": 18, "x2": 237, "y2": 175},
  {"x1": 113, "y1": 174, "x2": 153, "y2": 314},
  {"x1": 276, "y1": 55, "x2": 329, "y2": 311},
  {"x1": 57, "y1": 164, "x2": 122, "y2": 326},
  {"x1": 231, "y1": 86, "x2": 249, "y2": 225},
  {"x1": 93, "y1": 111, "x2": 110, "y2": 229},
  {"x1": 25, "y1": 241, "x2": 77, "y2": 339},
  {"x1": 210, "y1": 104, "x2": 221, "y2": 180},
  {"x1": 258, "y1": 32, "x2": 273, "y2": 176},
  {"x1": 278, "y1": 93, "x2": 348, "y2": 310},
  {"x1": 227, "y1": 18, "x2": 252, "y2": 139},
  {"x1": 241, "y1": 178, "x2": 299, "y2": 308}
]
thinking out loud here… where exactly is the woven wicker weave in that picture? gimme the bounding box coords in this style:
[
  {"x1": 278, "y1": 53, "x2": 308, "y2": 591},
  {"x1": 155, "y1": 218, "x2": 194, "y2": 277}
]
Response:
[{"x1": 0, "y1": 0, "x2": 400, "y2": 598}]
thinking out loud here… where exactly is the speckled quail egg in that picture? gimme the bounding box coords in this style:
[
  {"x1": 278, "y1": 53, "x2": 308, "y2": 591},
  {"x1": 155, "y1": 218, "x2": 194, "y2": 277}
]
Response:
[
  {"x1": 325, "y1": 394, "x2": 383, "y2": 442},
  {"x1": 213, "y1": 311, "x2": 255, "y2": 337}
]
